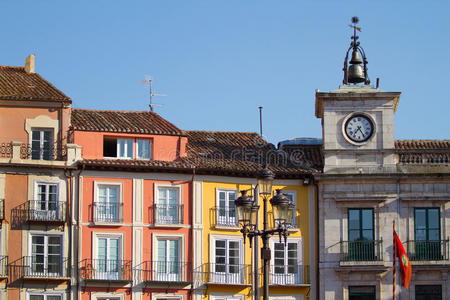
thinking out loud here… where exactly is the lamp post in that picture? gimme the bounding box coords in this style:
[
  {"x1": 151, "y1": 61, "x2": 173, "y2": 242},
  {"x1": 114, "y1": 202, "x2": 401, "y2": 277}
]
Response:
[{"x1": 235, "y1": 167, "x2": 295, "y2": 300}]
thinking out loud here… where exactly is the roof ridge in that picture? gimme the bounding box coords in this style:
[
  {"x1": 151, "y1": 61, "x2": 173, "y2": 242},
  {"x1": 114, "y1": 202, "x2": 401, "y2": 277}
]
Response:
[
  {"x1": 186, "y1": 129, "x2": 260, "y2": 135},
  {"x1": 396, "y1": 139, "x2": 450, "y2": 142},
  {"x1": 0, "y1": 65, "x2": 24, "y2": 69},
  {"x1": 72, "y1": 108, "x2": 153, "y2": 114}
]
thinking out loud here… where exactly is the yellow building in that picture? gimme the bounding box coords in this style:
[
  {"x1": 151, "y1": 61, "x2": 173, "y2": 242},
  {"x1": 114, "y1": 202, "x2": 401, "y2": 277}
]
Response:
[{"x1": 186, "y1": 131, "x2": 317, "y2": 300}]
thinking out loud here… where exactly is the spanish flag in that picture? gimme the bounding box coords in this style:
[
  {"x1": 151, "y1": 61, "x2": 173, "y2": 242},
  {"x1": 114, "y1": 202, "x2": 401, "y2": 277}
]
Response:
[{"x1": 394, "y1": 230, "x2": 412, "y2": 289}]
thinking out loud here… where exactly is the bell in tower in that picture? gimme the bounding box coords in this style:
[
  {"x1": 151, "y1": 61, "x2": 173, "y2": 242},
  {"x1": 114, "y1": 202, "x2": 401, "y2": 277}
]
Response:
[{"x1": 343, "y1": 17, "x2": 370, "y2": 85}]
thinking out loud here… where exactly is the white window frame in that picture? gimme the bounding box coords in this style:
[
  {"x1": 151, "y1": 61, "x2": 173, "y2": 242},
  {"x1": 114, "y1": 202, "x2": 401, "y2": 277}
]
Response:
[
  {"x1": 270, "y1": 237, "x2": 303, "y2": 285},
  {"x1": 215, "y1": 189, "x2": 238, "y2": 227},
  {"x1": 30, "y1": 128, "x2": 54, "y2": 160},
  {"x1": 27, "y1": 291, "x2": 65, "y2": 300},
  {"x1": 117, "y1": 138, "x2": 133, "y2": 159},
  {"x1": 210, "y1": 293, "x2": 245, "y2": 300},
  {"x1": 136, "y1": 138, "x2": 152, "y2": 159},
  {"x1": 269, "y1": 295, "x2": 304, "y2": 300},
  {"x1": 91, "y1": 292, "x2": 125, "y2": 300},
  {"x1": 210, "y1": 234, "x2": 244, "y2": 284},
  {"x1": 92, "y1": 232, "x2": 125, "y2": 281},
  {"x1": 33, "y1": 181, "x2": 60, "y2": 220},
  {"x1": 152, "y1": 293, "x2": 185, "y2": 300},
  {"x1": 152, "y1": 233, "x2": 185, "y2": 282},
  {"x1": 28, "y1": 232, "x2": 64, "y2": 277},
  {"x1": 93, "y1": 181, "x2": 123, "y2": 223},
  {"x1": 154, "y1": 183, "x2": 183, "y2": 225}
]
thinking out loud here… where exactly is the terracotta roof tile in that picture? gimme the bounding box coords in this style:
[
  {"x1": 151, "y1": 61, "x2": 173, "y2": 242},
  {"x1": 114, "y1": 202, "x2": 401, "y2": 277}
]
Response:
[
  {"x1": 71, "y1": 108, "x2": 184, "y2": 136},
  {"x1": 395, "y1": 140, "x2": 450, "y2": 164},
  {"x1": 80, "y1": 159, "x2": 192, "y2": 171},
  {"x1": 0, "y1": 66, "x2": 71, "y2": 102}
]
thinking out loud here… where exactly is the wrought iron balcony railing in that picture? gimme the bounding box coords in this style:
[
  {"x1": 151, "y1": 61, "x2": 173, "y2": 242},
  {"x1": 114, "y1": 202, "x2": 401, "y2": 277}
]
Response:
[
  {"x1": 26, "y1": 200, "x2": 66, "y2": 222},
  {"x1": 139, "y1": 261, "x2": 191, "y2": 283},
  {"x1": 268, "y1": 264, "x2": 310, "y2": 285},
  {"x1": 17, "y1": 256, "x2": 69, "y2": 279},
  {"x1": 340, "y1": 239, "x2": 384, "y2": 262},
  {"x1": 0, "y1": 143, "x2": 11, "y2": 158},
  {"x1": 154, "y1": 204, "x2": 183, "y2": 225},
  {"x1": 211, "y1": 207, "x2": 238, "y2": 227},
  {"x1": 196, "y1": 263, "x2": 252, "y2": 285},
  {"x1": 406, "y1": 240, "x2": 449, "y2": 261},
  {"x1": 80, "y1": 259, "x2": 132, "y2": 282},
  {"x1": 22, "y1": 143, "x2": 67, "y2": 161},
  {"x1": 0, "y1": 256, "x2": 7, "y2": 277},
  {"x1": 93, "y1": 202, "x2": 123, "y2": 223}
]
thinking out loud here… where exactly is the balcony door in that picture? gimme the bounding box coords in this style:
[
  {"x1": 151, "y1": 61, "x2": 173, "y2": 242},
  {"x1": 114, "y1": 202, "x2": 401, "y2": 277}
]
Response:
[
  {"x1": 157, "y1": 187, "x2": 179, "y2": 224},
  {"x1": 97, "y1": 185, "x2": 119, "y2": 222},
  {"x1": 34, "y1": 182, "x2": 59, "y2": 221},
  {"x1": 415, "y1": 208, "x2": 441, "y2": 260},
  {"x1": 30, "y1": 235, "x2": 62, "y2": 276},
  {"x1": 217, "y1": 190, "x2": 237, "y2": 226},
  {"x1": 97, "y1": 237, "x2": 120, "y2": 280},
  {"x1": 156, "y1": 239, "x2": 180, "y2": 281},
  {"x1": 348, "y1": 209, "x2": 375, "y2": 261},
  {"x1": 31, "y1": 129, "x2": 53, "y2": 160},
  {"x1": 213, "y1": 239, "x2": 242, "y2": 284},
  {"x1": 271, "y1": 241, "x2": 301, "y2": 285}
]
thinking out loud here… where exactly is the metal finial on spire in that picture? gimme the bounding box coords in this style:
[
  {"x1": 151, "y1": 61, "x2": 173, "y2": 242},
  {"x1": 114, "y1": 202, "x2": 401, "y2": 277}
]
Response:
[{"x1": 343, "y1": 17, "x2": 370, "y2": 85}]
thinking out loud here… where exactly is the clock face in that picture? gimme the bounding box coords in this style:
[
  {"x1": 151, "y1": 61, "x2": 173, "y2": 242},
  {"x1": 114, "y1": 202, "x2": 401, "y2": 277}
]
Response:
[{"x1": 344, "y1": 114, "x2": 374, "y2": 143}]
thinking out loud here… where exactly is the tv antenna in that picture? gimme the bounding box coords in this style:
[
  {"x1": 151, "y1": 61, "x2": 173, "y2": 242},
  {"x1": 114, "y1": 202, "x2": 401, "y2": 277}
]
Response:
[{"x1": 139, "y1": 75, "x2": 166, "y2": 112}]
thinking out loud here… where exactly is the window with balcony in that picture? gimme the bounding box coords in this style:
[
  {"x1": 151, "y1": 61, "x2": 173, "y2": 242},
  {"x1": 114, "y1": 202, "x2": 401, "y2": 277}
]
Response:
[
  {"x1": 413, "y1": 208, "x2": 441, "y2": 260},
  {"x1": 415, "y1": 285, "x2": 442, "y2": 300},
  {"x1": 156, "y1": 239, "x2": 180, "y2": 281},
  {"x1": 30, "y1": 182, "x2": 64, "y2": 222},
  {"x1": 94, "y1": 184, "x2": 121, "y2": 223},
  {"x1": 31, "y1": 129, "x2": 53, "y2": 160},
  {"x1": 270, "y1": 239, "x2": 304, "y2": 285},
  {"x1": 216, "y1": 190, "x2": 237, "y2": 227},
  {"x1": 29, "y1": 293, "x2": 63, "y2": 300},
  {"x1": 29, "y1": 234, "x2": 63, "y2": 277},
  {"x1": 97, "y1": 236, "x2": 120, "y2": 280},
  {"x1": 103, "y1": 137, "x2": 151, "y2": 159},
  {"x1": 212, "y1": 238, "x2": 243, "y2": 284},
  {"x1": 346, "y1": 208, "x2": 377, "y2": 261},
  {"x1": 155, "y1": 186, "x2": 182, "y2": 225},
  {"x1": 348, "y1": 286, "x2": 375, "y2": 300}
]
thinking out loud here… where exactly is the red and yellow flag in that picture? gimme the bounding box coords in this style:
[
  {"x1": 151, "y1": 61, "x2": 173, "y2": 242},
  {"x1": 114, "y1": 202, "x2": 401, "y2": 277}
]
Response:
[{"x1": 394, "y1": 230, "x2": 412, "y2": 289}]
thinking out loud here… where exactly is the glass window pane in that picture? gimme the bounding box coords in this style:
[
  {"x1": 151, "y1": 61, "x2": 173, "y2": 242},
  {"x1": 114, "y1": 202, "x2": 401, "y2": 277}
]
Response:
[
  {"x1": 362, "y1": 209, "x2": 373, "y2": 230},
  {"x1": 348, "y1": 209, "x2": 360, "y2": 230},
  {"x1": 428, "y1": 209, "x2": 440, "y2": 229},
  {"x1": 415, "y1": 209, "x2": 426, "y2": 229}
]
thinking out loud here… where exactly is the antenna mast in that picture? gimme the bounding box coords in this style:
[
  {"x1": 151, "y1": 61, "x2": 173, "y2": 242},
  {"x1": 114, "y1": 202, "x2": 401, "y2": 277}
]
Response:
[
  {"x1": 139, "y1": 75, "x2": 166, "y2": 112},
  {"x1": 258, "y1": 106, "x2": 263, "y2": 137}
]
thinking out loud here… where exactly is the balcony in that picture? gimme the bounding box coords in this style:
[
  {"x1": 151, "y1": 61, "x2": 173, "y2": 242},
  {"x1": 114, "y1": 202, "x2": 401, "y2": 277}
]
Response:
[
  {"x1": 268, "y1": 264, "x2": 310, "y2": 286},
  {"x1": 152, "y1": 204, "x2": 183, "y2": 225},
  {"x1": 0, "y1": 256, "x2": 7, "y2": 277},
  {"x1": 22, "y1": 143, "x2": 67, "y2": 161},
  {"x1": 406, "y1": 240, "x2": 450, "y2": 262},
  {"x1": 92, "y1": 202, "x2": 123, "y2": 223},
  {"x1": 139, "y1": 261, "x2": 191, "y2": 284},
  {"x1": 80, "y1": 259, "x2": 132, "y2": 282},
  {"x1": 196, "y1": 263, "x2": 252, "y2": 286},
  {"x1": 16, "y1": 256, "x2": 69, "y2": 279},
  {"x1": 26, "y1": 200, "x2": 66, "y2": 223},
  {"x1": 211, "y1": 207, "x2": 238, "y2": 228},
  {"x1": 340, "y1": 240, "x2": 384, "y2": 262}
]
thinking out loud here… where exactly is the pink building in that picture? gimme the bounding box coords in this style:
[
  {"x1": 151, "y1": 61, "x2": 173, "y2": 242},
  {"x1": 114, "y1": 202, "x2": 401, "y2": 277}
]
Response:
[{"x1": 71, "y1": 109, "x2": 194, "y2": 300}]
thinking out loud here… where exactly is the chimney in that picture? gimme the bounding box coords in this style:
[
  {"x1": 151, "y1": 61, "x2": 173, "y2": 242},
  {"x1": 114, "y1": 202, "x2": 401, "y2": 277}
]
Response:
[{"x1": 25, "y1": 54, "x2": 35, "y2": 73}]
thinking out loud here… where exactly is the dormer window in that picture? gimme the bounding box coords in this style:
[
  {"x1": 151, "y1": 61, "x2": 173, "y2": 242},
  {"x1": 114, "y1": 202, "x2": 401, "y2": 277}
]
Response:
[{"x1": 103, "y1": 137, "x2": 152, "y2": 159}]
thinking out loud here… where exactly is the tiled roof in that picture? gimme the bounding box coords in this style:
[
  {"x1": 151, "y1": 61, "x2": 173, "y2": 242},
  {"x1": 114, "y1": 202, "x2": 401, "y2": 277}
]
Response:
[
  {"x1": 185, "y1": 130, "x2": 313, "y2": 177},
  {"x1": 395, "y1": 140, "x2": 450, "y2": 164},
  {"x1": 279, "y1": 144, "x2": 323, "y2": 171},
  {"x1": 79, "y1": 159, "x2": 192, "y2": 172},
  {"x1": 71, "y1": 108, "x2": 184, "y2": 136},
  {"x1": 0, "y1": 66, "x2": 71, "y2": 102}
]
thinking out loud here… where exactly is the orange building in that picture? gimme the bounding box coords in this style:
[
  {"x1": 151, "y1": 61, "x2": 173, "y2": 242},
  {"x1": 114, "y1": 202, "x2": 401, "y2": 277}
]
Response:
[
  {"x1": 71, "y1": 109, "x2": 194, "y2": 300},
  {"x1": 0, "y1": 55, "x2": 79, "y2": 300}
]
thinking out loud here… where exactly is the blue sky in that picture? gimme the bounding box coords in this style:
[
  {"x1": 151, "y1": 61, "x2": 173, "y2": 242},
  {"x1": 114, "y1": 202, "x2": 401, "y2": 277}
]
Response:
[{"x1": 1, "y1": 1, "x2": 449, "y2": 144}]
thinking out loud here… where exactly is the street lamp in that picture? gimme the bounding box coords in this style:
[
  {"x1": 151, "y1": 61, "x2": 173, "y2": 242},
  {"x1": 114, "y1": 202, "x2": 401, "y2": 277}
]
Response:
[{"x1": 234, "y1": 167, "x2": 294, "y2": 300}]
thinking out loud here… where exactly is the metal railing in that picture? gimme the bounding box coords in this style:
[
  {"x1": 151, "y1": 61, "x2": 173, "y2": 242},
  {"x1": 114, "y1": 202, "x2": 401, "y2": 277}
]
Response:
[
  {"x1": 26, "y1": 200, "x2": 66, "y2": 222},
  {"x1": 340, "y1": 239, "x2": 384, "y2": 262},
  {"x1": 196, "y1": 263, "x2": 252, "y2": 285},
  {"x1": 406, "y1": 240, "x2": 449, "y2": 261},
  {"x1": 0, "y1": 256, "x2": 7, "y2": 277},
  {"x1": 0, "y1": 143, "x2": 11, "y2": 158},
  {"x1": 213, "y1": 207, "x2": 238, "y2": 227},
  {"x1": 19, "y1": 256, "x2": 69, "y2": 279},
  {"x1": 0, "y1": 199, "x2": 4, "y2": 221},
  {"x1": 21, "y1": 143, "x2": 67, "y2": 161},
  {"x1": 139, "y1": 261, "x2": 191, "y2": 282},
  {"x1": 154, "y1": 204, "x2": 183, "y2": 225},
  {"x1": 267, "y1": 264, "x2": 310, "y2": 285},
  {"x1": 80, "y1": 259, "x2": 132, "y2": 281},
  {"x1": 93, "y1": 202, "x2": 123, "y2": 223}
]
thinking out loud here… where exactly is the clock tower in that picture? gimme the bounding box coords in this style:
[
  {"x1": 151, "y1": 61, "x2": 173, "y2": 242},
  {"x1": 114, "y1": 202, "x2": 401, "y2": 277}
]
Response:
[{"x1": 315, "y1": 17, "x2": 401, "y2": 173}]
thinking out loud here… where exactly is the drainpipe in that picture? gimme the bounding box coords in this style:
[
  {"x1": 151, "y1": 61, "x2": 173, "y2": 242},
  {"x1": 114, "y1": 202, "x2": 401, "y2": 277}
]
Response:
[
  {"x1": 75, "y1": 164, "x2": 84, "y2": 300},
  {"x1": 64, "y1": 169, "x2": 74, "y2": 300},
  {"x1": 189, "y1": 165, "x2": 196, "y2": 300},
  {"x1": 314, "y1": 177, "x2": 319, "y2": 300}
]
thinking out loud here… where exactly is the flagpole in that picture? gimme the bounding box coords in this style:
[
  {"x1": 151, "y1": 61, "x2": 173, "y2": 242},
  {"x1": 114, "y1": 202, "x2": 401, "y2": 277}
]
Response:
[{"x1": 393, "y1": 220, "x2": 396, "y2": 300}]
